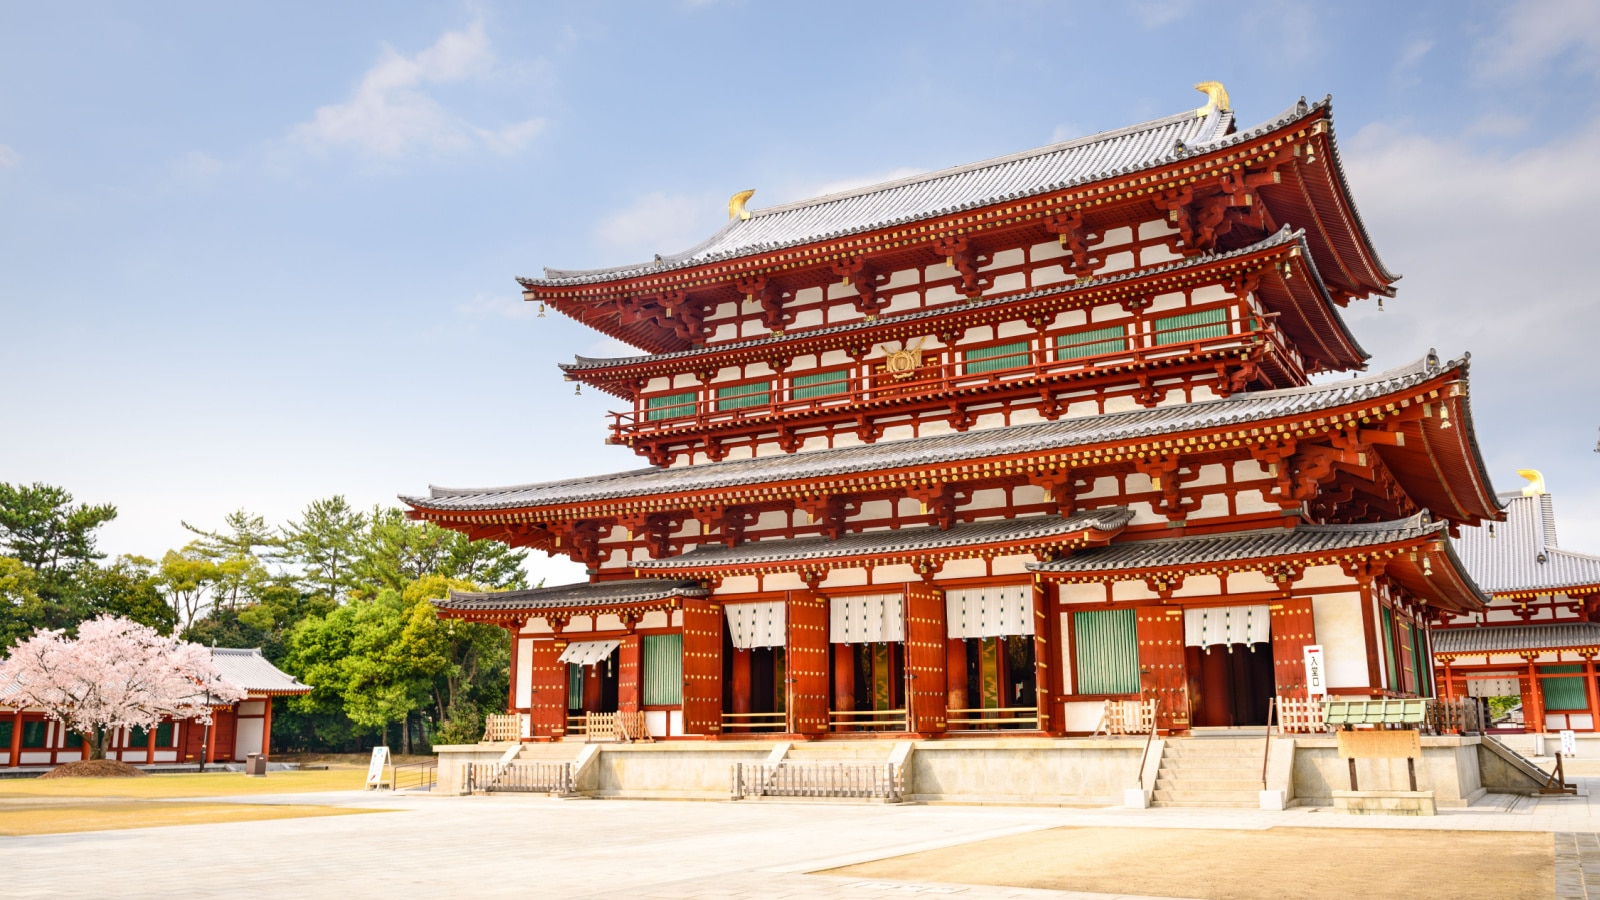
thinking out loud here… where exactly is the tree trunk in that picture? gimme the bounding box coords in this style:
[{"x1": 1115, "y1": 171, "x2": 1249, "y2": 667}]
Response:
[
  {"x1": 402, "y1": 713, "x2": 412, "y2": 756},
  {"x1": 91, "y1": 726, "x2": 107, "y2": 761}
]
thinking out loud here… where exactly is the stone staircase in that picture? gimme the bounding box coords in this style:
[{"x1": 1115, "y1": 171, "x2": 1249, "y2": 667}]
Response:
[
  {"x1": 1151, "y1": 738, "x2": 1263, "y2": 808},
  {"x1": 782, "y1": 742, "x2": 897, "y2": 765},
  {"x1": 515, "y1": 743, "x2": 582, "y2": 763}
]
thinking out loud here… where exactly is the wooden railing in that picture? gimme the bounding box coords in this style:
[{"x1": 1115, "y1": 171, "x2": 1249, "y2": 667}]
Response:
[
  {"x1": 583, "y1": 711, "x2": 652, "y2": 743},
  {"x1": 610, "y1": 321, "x2": 1285, "y2": 441},
  {"x1": 482, "y1": 714, "x2": 523, "y2": 742},
  {"x1": 945, "y1": 706, "x2": 1039, "y2": 730},
  {"x1": 566, "y1": 714, "x2": 587, "y2": 739},
  {"x1": 829, "y1": 709, "x2": 908, "y2": 732},
  {"x1": 380, "y1": 761, "x2": 436, "y2": 792},
  {"x1": 722, "y1": 711, "x2": 787, "y2": 733},
  {"x1": 1277, "y1": 696, "x2": 1327, "y2": 734},
  {"x1": 1426, "y1": 698, "x2": 1486, "y2": 735},
  {"x1": 467, "y1": 761, "x2": 574, "y2": 794},
  {"x1": 1094, "y1": 699, "x2": 1157, "y2": 736},
  {"x1": 731, "y1": 762, "x2": 902, "y2": 802}
]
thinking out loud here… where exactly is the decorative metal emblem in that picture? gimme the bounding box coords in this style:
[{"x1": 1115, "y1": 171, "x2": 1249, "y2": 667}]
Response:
[{"x1": 879, "y1": 337, "x2": 928, "y2": 380}]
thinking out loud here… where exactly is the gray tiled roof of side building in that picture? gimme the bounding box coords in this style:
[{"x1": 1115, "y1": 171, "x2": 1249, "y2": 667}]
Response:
[
  {"x1": 526, "y1": 96, "x2": 1394, "y2": 290},
  {"x1": 438, "y1": 578, "x2": 708, "y2": 612},
  {"x1": 1433, "y1": 622, "x2": 1600, "y2": 655},
  {"x1": 403, "y1": 352, "x2": 1462, "y2": 513},
  {"x1": 1026, "y1": 514, "x2": 1446, "y2": 574},
  {"x1": 635, "y1": 509, "x2": 1135, "y2": 570},
  {"x1": 1454, "y1": 492, "x2": 1600, "y2": 594},
  {"x1": 208, "y1": 648, "x2": 310, "y2": 695},
  {"x1": 560, "y1": 228, "x2": 1364, "y2": 372}
]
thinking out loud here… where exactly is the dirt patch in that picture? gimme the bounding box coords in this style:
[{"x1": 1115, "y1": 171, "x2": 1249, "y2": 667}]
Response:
[
  {"x1": 0, "y1": 800, "x2": 381, "y2": 836},
  {"x1": 39, "y1": 759, "x2": 147, "y2": 779},
  {"x1": 823, "y1": 826, "x2": 1553, "y2": 900}
]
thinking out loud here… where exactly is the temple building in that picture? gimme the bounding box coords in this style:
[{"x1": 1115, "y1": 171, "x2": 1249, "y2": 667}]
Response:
[
  {"x1": 405, "y1": 86, "x2": 1503, "y2": 742},
  {"x1": 0, "y1": 647, "x2": 308, "y2": 768},
  {"x1": 1435, "y1": 471, "x2": 1600, "y2": 733}
]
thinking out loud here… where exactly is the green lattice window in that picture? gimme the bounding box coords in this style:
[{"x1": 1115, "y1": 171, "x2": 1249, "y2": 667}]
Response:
[
  {"x1": 1055, "y1": 325, "x2": 1128, "y2": 361},
  {"x1": 963, "y1": 340, "x2": 1031, "y2": 374},
  {"x1": 716, "y1": 381, "x2": 772, "y2": 412},
  {"x1": 1153, "y1": 307, "x2": 1228, "y2": 346},
  {"x1": 643, "y1": 633, "x2": 683, "y2": 706},
  {"x1": 1073, "y1": 609, "x2": 1139, "y2": 695},
  {"x1": 645, "y1": 391, "x2": 697, "y2": 421},
  {"x1": 1542, "y1": 665, "x2": 1588, "y2": 711},
  {"x1": 1412, "y1": 628, "x2": 1433, "y2": 698},
  {"x1": 20, "y1": 720, "x2": 47, "y2": 749},
  {"x1": 792, "y1": 369, "x2": 850, "y2": 400},
  {"x1": 1381, "y1": 607, "x2": 1398, "y2": 691},
  {"x1": 0, "y1": 720, "x2": 9, "y2": 748}
]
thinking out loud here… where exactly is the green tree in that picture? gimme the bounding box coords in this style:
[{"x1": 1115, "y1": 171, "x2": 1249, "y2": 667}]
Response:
[
  {"x1": 66, "y1": 555, "x2": 174, "y2": 634},
  {"x1": 279, "y1": 496, "x2": 366, "y2": 603},
  {"x1": 354, "y1": 508, "x2": 527, "y2": 596},
  {"x1": 182, "y1": 509, "x2": 275, "y2": 610},
  {"x1": 0, "y1": 556, "x2": 44, "y2": 648},
  {"x1": 0, "y1": 482, "x2": 118, "y2": 577}
]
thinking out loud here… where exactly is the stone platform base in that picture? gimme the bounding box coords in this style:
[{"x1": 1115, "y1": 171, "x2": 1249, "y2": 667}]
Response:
[{"x1": 1332, "y1": 789, "x2": 1436, "y2": 816}]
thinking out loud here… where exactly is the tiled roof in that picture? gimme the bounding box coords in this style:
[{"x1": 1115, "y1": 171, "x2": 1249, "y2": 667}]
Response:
[
  {"x1": 1028, "y1": 514, "x2": 1444, "y2": 575},
  {"x1": 1433, "y1": 623, "x2": 1600, "y2": 655},
  {"x1": 560, "y1": 228, "x2": 1363, "y2": 374},
  {"x1": 437, "y1": 578, "x2": 707, "y2": 613},
  {"x1": 528, "y1": 105, "x2": 1240, "y2": 286},
  {"x1": 404, "y1": 353, "x2": 1459, "y2": 513},
  {"x1": 209, "y1": 648, "x2": 310, "y2": 696},
  {"x1": 1454, "y1": 492, "x2": 1600, "y2": 595},
  {"x1": 635, "y1": 510, "x2": 1134, "y2": 571}
]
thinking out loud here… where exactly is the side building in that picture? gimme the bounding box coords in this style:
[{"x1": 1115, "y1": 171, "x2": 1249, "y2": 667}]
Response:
[
  {"x1": 406, "y1": 87, "x2": 1502, "y2": 740},
  {"x1": 1437, "y1": 471, "x2": 1600, "y2": 733},
  {"x1": 0, "y1": 647, "x2": 309, "y2": 768}
]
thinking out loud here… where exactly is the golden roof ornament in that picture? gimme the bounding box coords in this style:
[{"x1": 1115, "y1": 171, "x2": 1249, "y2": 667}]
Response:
[
  {"x1": 879, "y1": 337, "x2": 928, "y2": 381},
  {"x1": 1194, "y1": 81, "x2": 1230, "y2": 119},
  {"x1": 727, "y1": 189, "x2": 756, "y2": 221},
  {"x1": 1517, "y1": 469, "x2": 1546, "y2": 497}
]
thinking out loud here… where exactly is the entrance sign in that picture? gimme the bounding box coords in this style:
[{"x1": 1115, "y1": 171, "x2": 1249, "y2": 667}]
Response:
[
  {"x1": 1303, "y1": 645, "x2": 1327, "y2": 696},
  {"x1": 1562, "y1": 730, "x2": 1577, "y2": 756},
  {"x1": 364, "y1": 746, "x2": 391, "y2": 789}
]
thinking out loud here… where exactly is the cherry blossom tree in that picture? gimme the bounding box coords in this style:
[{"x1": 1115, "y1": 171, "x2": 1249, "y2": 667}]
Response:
[{"x1": 0, "y1": 615, "x2": 245, "y2": 759}]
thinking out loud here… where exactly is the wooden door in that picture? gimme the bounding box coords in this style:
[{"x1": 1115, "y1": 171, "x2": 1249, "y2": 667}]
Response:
[
  {"x1": 1270, "y1": 598, "x2": 1317, "y2": 700},
  {"x1": 680, "y1": 599, "x2": 724, "y2": 736},
  {"x1": 1135, "y1": 607, "x2": 1189, "y2": 733},
  {"x1": 904, "y1": 584, "x2": 948, "y2": 734},
  {"x1": 617, "y1": 634, "x2": 642, "y2": 713},
  {"x1": 528, "y1": 638, "x2": 568, "y2": 739},
  {"x1": 786, "y1": 590, "x2": 830, "y2": 735}
]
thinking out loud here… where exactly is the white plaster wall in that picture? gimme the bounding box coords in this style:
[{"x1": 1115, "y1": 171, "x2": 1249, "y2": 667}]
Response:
[
  {"x1": 515, "y1": 639, "x2": 533, "y2": 707},
  {"x1": 719, "y1": 576, "x2": 759, "y2": 594},
  {"x1": 1312, "y1": 592, "x2": 1369, "y2": 688},
  {"x1": 639, "y1": 611, "x2": 671, "y2": 629},
  {"x1": 992, "y1": 555, "x2": 1032, "y2": 576},
  {"x1": 1112, "y1": 581, "x2": 1158, "y2": 602},
  {"x1": 1228, "y1": 571, "x2": 1277, "y2": 594},
  {"x1": 763, "y1": 573, "x2": 806, "y2": 591},
  {"x1": 1062, "y1": 701, "x2": 1103, "y2": 732},
  {"x1": 1169, "y1": 574, "x2": 1223, "y2": 599},
  {"x1": 1299, "y1": 565, "x2": 1355, "y2": 589},
  {"x1": 940, "y1": 559, "x2": 988, "y2": 579},
  {"x1": 871, "y1": 564, "x2": 918, "y2": 585},
  {"x1": 1059, "y1": 583, "x2": 1106, "y2": 604}
]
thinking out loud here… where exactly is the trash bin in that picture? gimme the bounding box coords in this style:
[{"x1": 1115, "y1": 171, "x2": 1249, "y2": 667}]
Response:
[{"x1": 245, "y1": 753, "x2": 267, "y2": 777}]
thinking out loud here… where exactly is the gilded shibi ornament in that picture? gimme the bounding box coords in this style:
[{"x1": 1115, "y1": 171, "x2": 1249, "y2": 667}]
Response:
[{"x1": 878, "y1": 336, "x2": 929, "y2": 380}]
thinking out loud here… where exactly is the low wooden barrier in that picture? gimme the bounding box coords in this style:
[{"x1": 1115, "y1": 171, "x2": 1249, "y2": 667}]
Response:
[
  {"x1": 731, "y1": 762, "x2": 902, "y2": 801},
  {"x1": 722, "y1": 711, "x2": 787, "y2": 733},
  {"x1": 1277, "y1": 696, "x2": 1328, "y2": 734},
  {"x1": 468, "y1": 761, "x2": 574, "y2": 794},
  {"x1": 946, "y1": 706, "x2": 1039, "y2": 730},
  {"x1": 1094, "y1": 699, "x2": 1157, "y2": 736},
  {"x1": 482, "y1": 714, "x2": 523, "y2": 742},
  {"x1": 1425, "y1": 698, "x2": 1485, "y2": 735},
  {"x1": 828, "y1": 708, "x2": 907, "y2": 732},
  {"x1": 585, "y1": 711, "x2": 652, "y2": 743}
]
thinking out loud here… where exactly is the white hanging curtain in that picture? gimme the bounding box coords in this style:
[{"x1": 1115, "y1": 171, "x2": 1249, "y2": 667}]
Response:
[
  {"x1": 558, "y1": 639, "x2": 620, "y2": 666},
  {"x1": 944, "y1": 585, "x2": 1035, "y2": 639},
  {"x1": 725, "y1": 601, "x2": 787, "y2": 649},
  {"x1": 1182, "y1": 605, "x2": 1270, "y2": 648},
  {"x1": 829, "y1": 593, "x2": 905, "y2": 644}
]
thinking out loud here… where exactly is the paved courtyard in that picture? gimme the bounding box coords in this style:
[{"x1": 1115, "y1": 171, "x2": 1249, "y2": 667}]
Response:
[{"x1": 8, "y1": 781, "x2": 1600, "y2": 899}]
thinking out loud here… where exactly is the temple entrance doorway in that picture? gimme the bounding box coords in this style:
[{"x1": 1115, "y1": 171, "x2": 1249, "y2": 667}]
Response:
[
  {"x1": 567, "y1": 646, "x2": 620, "y2": 716},
  {"x1": 1185, "y1": 642, "x2": 1273, "y2": 727},
  {"x1": 826, "y1": 592, "x2": 909, "y2": 732},
  {"x1": 957, "y1": 635, "x2": 1036, "y2": 729}
]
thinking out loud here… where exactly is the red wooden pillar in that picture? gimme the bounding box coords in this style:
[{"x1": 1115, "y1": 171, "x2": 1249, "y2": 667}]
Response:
[
  {"x1": 260, "y1": 699, "x2": 274, "y2": 760},
  {"x1": 946, "y1": 639, "x2": 968, "y2": 712},
  {"x1": 731, "y1": 649, "x2": 753, "y2": 714},
  {"x1": 146, "y1": 720, "x2": 157, "y2": 762},
  {"x1": 1523, "y1": 658, "x2": 1544, "y2": 733},
  {"x1": 833, "y1": 643, "x2": 855, "y2": 731},
  {"x1": 583, "y1": 662, "x2": 602, "y2": 712},
  {"x1": 505, "y1": 623, "x2": 522, "y2": 712},
  {"x1": 9, "y1": 710, "x2": 22, "y2": 767},
  {"x1": 617, "y1": 634, "x2": 642, "y2": 715},
  {"x1": 205, "y1": 710, "x2": 219, "y2": 765},
  {"x1": 1583, "y1": 654, "x2": 1598, "y2": 733}
]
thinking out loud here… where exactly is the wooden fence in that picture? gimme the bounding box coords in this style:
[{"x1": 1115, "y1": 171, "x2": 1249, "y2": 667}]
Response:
[
  {"x1": 583, "y1": 711, "x2": 652, "y2": 743},
  {"x1": 482, "y1": 714, "x2": 523, "y2": 742},
  {"x1": 1275, "y1": 696, "x2": 1486, "y2": 735},
  {"x1": 946, "y1": 706, "x2": 1039, "y2": 731},
  {"x1": 468, "y1": 761, "x2": 574, "y2": 794},
  {"x1": 1094, "y1": 699, "x2": 1157, "y2": 736},
  {"x1": 730, "y1": 762, "x2": 902, "y2": 801}
]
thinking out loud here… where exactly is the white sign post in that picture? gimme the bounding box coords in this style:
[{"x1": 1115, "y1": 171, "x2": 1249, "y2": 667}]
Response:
[
  {"x1": 1562, "y1": 729, "x2": 1577, "y2": 757},
  {"x1": 365, "y1": 745, "x2": 391, "y2": 790},
  {"x1": 1303, "y1": 645, "x2": 1327, "y2": 697}
]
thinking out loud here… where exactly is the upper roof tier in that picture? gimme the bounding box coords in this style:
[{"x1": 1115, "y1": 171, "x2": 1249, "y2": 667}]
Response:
[{"x1": 521, "y1": 93, "x2": 1398, "y2": 354}]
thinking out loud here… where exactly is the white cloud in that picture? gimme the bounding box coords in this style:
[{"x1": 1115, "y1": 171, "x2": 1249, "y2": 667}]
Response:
[
  {"x1": 457, "y1": 292, "x2": 542, "y2": 321},
  {"x1": 0, "y1": 144, "x2": 21, "y2": 168},
  {"x1": 1478, "y1": 0, "x2": 1600, "y2": 77},
  {"x1": 1341, "y1": 116, "x2": 1600, "y2": 543},
  {"x1": 1395, "y1": 37, "x2": 1434, "y2": 73},
  {"x1": 595, "y1": 191, "x2": 720, "y2": 260},
  {"x1": 803, "y1": 167, "x2": 926, "y2": 199},
  {"x1": 1132, "y1": 0, "x2": 1192, "y2": 28},
  {"x1": 289, "y1": 21, "x2": 545, "y2": 160}
]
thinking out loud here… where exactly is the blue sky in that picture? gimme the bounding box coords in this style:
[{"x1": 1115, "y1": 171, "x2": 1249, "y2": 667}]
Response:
[{"x1": 3, "y1": 0, "x2": 1599, "y2": 586}]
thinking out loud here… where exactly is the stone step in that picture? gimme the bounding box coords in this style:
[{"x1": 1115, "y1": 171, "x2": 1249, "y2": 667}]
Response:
[
  {"x1": 1152, "y1": 788, "x2": 1261, "y2": 803},
  {"x1": 1158, "y1": 755, "x2": 1259, "y2": 768},
  {"x1": 1163, "y1": 742, "x2": 1265, "y2": 756},
  {"x1": 1155, "y1": 778, "x2": 1264, "y2": 792},
  {"x1": 1151, "y1": 799, "x2": 1259, "y2": 808},
  {"x1": 516, "y1": 745, "x2": 582, "y2": 762},
  {"x1": 784, "y1": 748, "x2": 894, "y2": 760}
]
